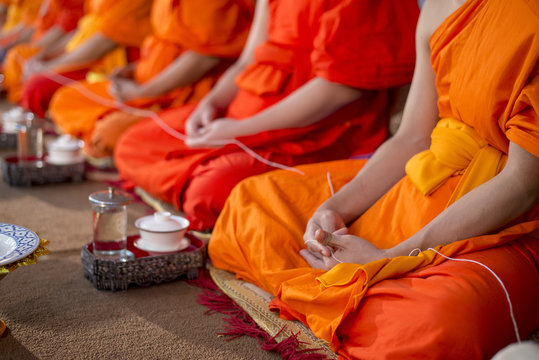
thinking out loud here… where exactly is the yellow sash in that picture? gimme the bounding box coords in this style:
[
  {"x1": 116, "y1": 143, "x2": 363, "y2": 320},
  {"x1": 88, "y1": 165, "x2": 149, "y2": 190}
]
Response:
[{"x1": 405, "y1": 118, "x2": 507, "y2": 207}]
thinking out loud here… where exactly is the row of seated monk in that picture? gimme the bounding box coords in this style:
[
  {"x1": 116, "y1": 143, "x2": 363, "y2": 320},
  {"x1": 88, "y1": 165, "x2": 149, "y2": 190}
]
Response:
[{"x1": 0, "y1": 0, "x2": 537, "y2": 359}]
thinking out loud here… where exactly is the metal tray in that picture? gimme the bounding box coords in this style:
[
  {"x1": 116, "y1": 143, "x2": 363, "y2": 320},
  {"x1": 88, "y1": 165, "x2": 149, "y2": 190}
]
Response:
[
  {"x1": 1, "y1": 155, "x2": 85, "y2": 186},
  {"x1": 0, "y1": 132, "x2": 17, "y2": 150},
  {"x1": 81, "y1": 233, "x2": 206, "y2": 291}
]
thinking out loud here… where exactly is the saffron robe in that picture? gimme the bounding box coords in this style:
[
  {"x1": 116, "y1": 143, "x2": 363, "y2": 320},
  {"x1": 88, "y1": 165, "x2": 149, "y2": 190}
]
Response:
[
  {"x1": 208, "y1": 0, "x2": 539, "y2": 358},
  {"x1": 48, "y1": 0, "x2": 254, "y2": 155},
  {"x1": 18, "y1": 0, "x2": 151, "y2": 117},
  {"x1": 0, "y1": 0, "x2": 41, "y2": 33},
  {"x1": 114, "y1": 0, "x2": 419, "y2": 231},
  {"x1": 2, "y1": 0, "x2": 85, "y2": 103}
]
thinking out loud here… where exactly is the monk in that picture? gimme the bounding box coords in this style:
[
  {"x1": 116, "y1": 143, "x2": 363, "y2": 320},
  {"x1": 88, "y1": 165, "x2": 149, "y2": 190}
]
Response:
[
  {"x1": 114, "y1": 0, "x2": 420, "y2": 231},
  {"x1": 2, "y1": 0, "x2": 85, "y2": 103},
  {"x1": 48, "y1": 0, "x2": 255, "y2": 159},
  {"x1": 17, "y1": 0, "x2": 152, "y2": 118},
  {"x1": 208, "y1": 0, "x2": 539, "y2": 358},
  {"x1": 0, "y1": 0, "x2": 42, "y2": 56}
]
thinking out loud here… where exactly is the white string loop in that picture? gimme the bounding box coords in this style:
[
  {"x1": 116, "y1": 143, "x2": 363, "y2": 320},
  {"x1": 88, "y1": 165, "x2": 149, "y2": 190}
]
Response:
[
  {"x1": 37, "y1": 70, "x2": 305, "y2": 174},
  {"x1": 428, "y1": 247, "x2": 521, "y2": 343}
]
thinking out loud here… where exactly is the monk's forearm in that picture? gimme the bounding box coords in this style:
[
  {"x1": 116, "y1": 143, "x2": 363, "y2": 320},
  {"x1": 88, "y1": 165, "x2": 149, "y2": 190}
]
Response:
[
  {"x1": 200, "y1": 60, "x2": 245, "y2": 110},
  {"x1": 137, "y1": 51, "x2": 220, "y2": 98},
  {"x1": 34, "y1": 26, "x2": 65, "y2": 50},
  {"x1": 1, "y1": 26, "x2": 32, "y2": 49},
  {"x1": 34, "y1": 27, "x2": 74, "y2": 59},
  {"x1": 238, "y1": 77, "x2": 362, "y2": 135},
  {"x1": 389, "y1": 143, "x2": 539, "y2": 257},
  {"x1": 45, "y1": 33, "x2": 117, "y2": 71},
  {"x1": 201, "y1": 0, "x2": 268, "y2": 110},
  {"x1": 319, "y1": 133, "x2": 429, "y2": 224}
]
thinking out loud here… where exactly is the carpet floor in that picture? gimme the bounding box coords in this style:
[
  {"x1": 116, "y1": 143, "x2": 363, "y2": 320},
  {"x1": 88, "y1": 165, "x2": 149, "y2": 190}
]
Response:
[{"x1": 0, "y1": 113, "x2": 278, "y2": 359}]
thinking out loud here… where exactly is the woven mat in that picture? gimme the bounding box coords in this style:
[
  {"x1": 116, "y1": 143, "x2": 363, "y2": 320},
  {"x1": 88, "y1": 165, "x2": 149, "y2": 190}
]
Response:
[{"x1": 208, "y1": 264, "x2": 338, "y2": 359}]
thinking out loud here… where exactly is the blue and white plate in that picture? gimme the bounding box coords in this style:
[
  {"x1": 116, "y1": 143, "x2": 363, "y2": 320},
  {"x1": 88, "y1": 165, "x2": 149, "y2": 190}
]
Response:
[{"x1": 0, "y1": 223, "x2": 40, "y2": 267}]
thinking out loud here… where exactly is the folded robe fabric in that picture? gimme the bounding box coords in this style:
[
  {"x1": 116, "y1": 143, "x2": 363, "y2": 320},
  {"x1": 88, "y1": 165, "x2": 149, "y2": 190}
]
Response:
[
  {"x1": 113, "y1": 0, "x2": 419, "y2": 230},
  {"x1": 48, "y1": 0, "x2": 254, "y2": 149},
  {"x1": 209, "y1": 0, "x2": 539, "y2": 358}
]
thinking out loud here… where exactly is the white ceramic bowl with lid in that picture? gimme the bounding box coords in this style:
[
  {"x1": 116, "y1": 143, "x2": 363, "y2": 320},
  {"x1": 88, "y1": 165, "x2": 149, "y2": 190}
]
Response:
[
  {"x1": 1, "y1": 107, "x2": 26, "y2": 133},
  {"x1": 47, "y1": 135, "x2": 84, "y2": 164},
  {"x1": 134, "y1": 212, "x2": 190, "y2": 252}
]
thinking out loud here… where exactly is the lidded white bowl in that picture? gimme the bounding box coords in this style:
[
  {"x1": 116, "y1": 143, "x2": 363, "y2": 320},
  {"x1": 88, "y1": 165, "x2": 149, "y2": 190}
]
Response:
[
  {"x1": 1, "y1": 107, "x2": 26, "y2": 133},
  {"x1": 47, "y1": 135, "x2": 84, "y2": 164},
  {"x1": 135, "y1": 212, "x2": 190, "y2": 252}
]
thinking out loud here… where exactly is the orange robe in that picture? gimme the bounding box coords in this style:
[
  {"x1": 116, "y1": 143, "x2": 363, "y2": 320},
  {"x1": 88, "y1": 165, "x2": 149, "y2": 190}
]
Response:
[
  {"x1": 114, "y1": 0, "x2": 419, "y2": 231},
  {"x1": 209, "y1": 1, "x2": 539, "y2": 358},
  {"x1": 2, "y1": 0, "x2": 85, "y2": 103},
  {"x1": 48, "y1": 0, "x2": 254, "y2": 156},
  {"x1": 0, "y1": 0, "x2": 41, "y2": 32},
  {"x1": 16, "y1": 0, "x2": 149, "y2": 117}
]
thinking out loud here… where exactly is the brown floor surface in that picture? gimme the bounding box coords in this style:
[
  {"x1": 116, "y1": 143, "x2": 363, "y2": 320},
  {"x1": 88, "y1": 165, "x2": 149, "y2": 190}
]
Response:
[{"x1": 0, "y1": 103, "x2": 278, "y2": 359}]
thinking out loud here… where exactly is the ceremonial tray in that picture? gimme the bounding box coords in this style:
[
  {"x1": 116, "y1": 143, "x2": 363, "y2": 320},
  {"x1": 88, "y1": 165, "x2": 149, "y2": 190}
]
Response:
[
  {"x1": 0, "y1": 132, "x2": 16, "y2": 150},
  {"x1": 81, "y1": 233, "x2": 206, "y2": 291},
  {"x1": 1, "y1": 155, "x2": 85, "y2": 186}
]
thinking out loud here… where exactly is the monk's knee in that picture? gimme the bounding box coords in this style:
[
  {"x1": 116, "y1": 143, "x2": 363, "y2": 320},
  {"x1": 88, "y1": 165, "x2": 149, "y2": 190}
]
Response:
[{"x1": 182, "y1": 153, "x2": 263, "y2": 231}]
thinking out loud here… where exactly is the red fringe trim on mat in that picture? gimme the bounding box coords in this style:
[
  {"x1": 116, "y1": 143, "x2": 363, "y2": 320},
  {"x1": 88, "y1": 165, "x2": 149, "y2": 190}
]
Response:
[{"x1": 188, "y1": 268, "x2": 328, "y2": 360}]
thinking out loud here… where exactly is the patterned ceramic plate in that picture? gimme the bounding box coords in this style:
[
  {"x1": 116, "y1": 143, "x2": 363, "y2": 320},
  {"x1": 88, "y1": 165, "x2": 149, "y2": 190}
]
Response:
[{"x1": 0, "y1": 223, "x2": 40, "y2": 266}]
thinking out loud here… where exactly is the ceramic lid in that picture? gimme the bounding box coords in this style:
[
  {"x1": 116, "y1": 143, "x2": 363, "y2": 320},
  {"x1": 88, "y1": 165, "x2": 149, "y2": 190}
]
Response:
[
  {"x1": 49, "y1": 135, "x2": 84, "y2": 152},
  {"x1": 2, "y1": 107, "x2": 24, "y2": 122},
  {"x1": 135, "y1": 212, "x2": 189, "y2": 232},
  {"x1": 89, "y1": 187, "x2": 133, "y2": 207}
]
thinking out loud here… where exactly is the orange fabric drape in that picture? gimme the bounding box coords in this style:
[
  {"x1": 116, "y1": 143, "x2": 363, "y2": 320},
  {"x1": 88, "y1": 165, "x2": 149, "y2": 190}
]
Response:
[
  {"x1": 209, "y1": 0, "x2": 539, "y2": 358},
  {"x1": 2, "y1": 0, "x2": 85, "y2": 102},
  {"x1": 113, "y1": 0, "x2": 419, "y2": 231},
  {"x1": 49, "y1": 0, "x2": 254, "y2": 149}
]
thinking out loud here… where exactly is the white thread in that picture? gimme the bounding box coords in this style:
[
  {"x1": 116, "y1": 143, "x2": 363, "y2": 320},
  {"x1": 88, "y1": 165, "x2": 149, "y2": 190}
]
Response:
[
  {"x1": 408, "y1": 247, "x2": 421, "y2": 256},
  {"x1": 326, "y1": 171, "x2": 335, "y2": 196},
  {"x1": 36, "y1": 70, "x2": 305, "y2": 174},
  {"x1": 304, "y1": 239, "x2": 343, "y2": 264},
  {"x1": 428, "y1": 247, "x2": 521, "y2": 343}
]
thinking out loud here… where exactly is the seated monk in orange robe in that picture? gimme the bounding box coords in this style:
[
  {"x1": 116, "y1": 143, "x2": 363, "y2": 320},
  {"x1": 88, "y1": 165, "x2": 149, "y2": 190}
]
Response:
[
  {"x1": 0, "y1": 0, "x2": 41, "y2": 53},
  {"x1": 114, "y1": 0, "x2": 420, "y2": 231},
  {"x1": 208, "y1": 0, "x2": 539, "y2": 358},
  {"x1": 48, "y1": 0, "x2": 255, "y2": 159},
  {"x1": 2, "y1": 0, "x2": 85, "y2": 103},
  {"x1": 17, "y1": 0, "x2": 152, "y2": 118}
]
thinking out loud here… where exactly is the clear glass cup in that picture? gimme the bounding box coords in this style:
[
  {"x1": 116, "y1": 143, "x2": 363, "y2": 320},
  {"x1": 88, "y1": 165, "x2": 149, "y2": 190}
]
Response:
[
  {"x1": 17, "y1": 113, "x2": 44, "y2": 165},
  {"x1": 89, "y1": 187, "x2": 134, "y2": 260}
]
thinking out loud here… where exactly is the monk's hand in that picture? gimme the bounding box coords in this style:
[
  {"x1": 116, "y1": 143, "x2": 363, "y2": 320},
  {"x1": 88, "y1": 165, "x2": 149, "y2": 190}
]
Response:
[
  {"x1": 109, "y1": 63, "x2": 135, "y2": 79},
  {"x1": 110, "y1": 78, "x2": 141, "y2": 103},
  {"x1": 185, "y1": 118, "x2": 242, "y2": 148},
  {"x1": 303, "y1": 209, "x2": 347, "y2": 257},
  {"x1": 300, "y1": 230, "x2": 386, "y2": 270},
  {"x1": 23, "y1": 59, "x2": 47, "y2": 80},
  {"x1": 185, "y1": 100, "x2": 218, "y2": 137}
]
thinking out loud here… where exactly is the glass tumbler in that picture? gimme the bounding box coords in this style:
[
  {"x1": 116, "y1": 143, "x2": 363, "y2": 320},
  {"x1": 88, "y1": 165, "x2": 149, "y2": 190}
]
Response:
[
  {"x1": 89, "y1": 187, "x2": 134, "y2": 260},
  {"x1": 17, "y1": 113, "x2": 44, "y2": 164}
]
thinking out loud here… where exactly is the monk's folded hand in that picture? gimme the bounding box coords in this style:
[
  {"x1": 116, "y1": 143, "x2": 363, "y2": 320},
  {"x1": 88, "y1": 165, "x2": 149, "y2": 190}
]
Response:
[
  {"x1": 185, "y1": 101, "x2": 218, "y2": 137},
  {"x1": 304, "y1": 209, "x2": 347, "y2": 257},
  {"x1": 109, "y1": 63, "x2": 136, "y2": 80},
  {"x1": 301, "y1": 230, "x2": 386, "y2": 270},
  {"x1": 23, "y1": 59, "x2": 47, "y2": 81},
  {"x1": 185, "y1": 118, "x2": 243, "y2": 148},
  {"x1": 109, "y1": 78, "x2": 142, "y2": 103}
]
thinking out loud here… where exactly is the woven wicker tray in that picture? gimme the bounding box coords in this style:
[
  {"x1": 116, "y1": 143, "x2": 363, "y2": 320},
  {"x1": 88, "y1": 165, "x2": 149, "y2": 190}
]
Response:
[
  {"x1": 1, "y1": 155, "x2": 85, "y2": 186},
  {"x1": 0, "y1": 132, "x2": 17, "y2": 150},
  {"x1": 81, "y1": 233, "x2": 206, "y2": 291}
]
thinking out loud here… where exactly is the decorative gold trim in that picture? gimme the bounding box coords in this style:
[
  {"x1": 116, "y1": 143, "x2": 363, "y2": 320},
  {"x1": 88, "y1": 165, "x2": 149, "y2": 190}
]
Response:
[{"x1": 0, "y1": 238, "x2": 50, "y2": 274}]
